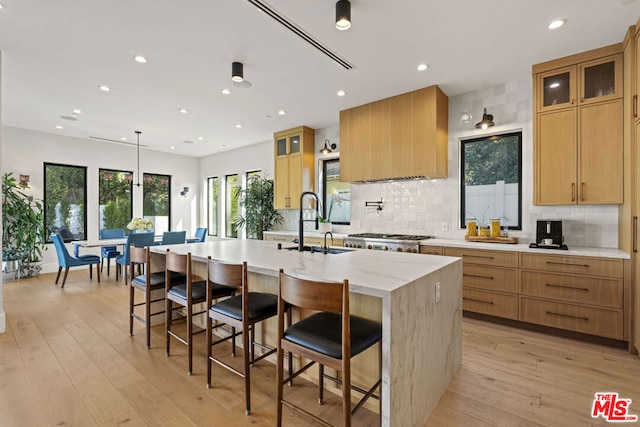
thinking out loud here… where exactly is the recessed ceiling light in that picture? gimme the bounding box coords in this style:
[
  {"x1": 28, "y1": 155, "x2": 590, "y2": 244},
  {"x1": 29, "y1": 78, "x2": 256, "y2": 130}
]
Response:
[
  {"x1": 121, "y1": 137, "x2": 128, "y2": 141},
  {"x1": 55, "y1": 125, "x2": 64, "y2": 129},
  {"x1": 170, "y1": 146, "x2": 175, "y2": 150},
  {"x1": 99, "y1": 85, "x2": 110, "y2": 92},
  {"x1": 417, "y1": 63, "x2": 428, "y2": 71},
  {"x1": 548, "y1": 19, "x2": 566, "y2": 30},
  {"x1": 278, "y1": 110, "x2": 286, "y2": 115},
  {"x1": 549, "y1": 82, "x2": 560, "y2": 88},
  {"x1": 0, "y1": 4, "x2": 5, "y2": 9},
  {"x1": 197, "y1": 136, "x2": 204, "y2": 141},
  {"x1": 236, "y1": 124, "x2": 243, "y2": 129},
  {"x1": 179, "y1": 108, "x2": 189, "y2": 114},
  {"x1": 133, "y1": 55, "x2": 147, "y2": 63},
  {"x1": 221, "y1": 89, "x2": 231, "y2": 95},
  {"x1": 337, "y1": 90, "x2": 346, "y2": 97},
  {"x1": 72, "y1": 108, "x2": 82, "y2": 115}
]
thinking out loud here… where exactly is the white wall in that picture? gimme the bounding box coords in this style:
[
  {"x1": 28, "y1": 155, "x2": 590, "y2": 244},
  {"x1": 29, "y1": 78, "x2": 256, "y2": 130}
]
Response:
[
  {"x1": 1, "y1": 126, "x2": 201, "y2": 273},
  {"x1": 0, "y1": 51, "x2": 5, "y2": 333}
]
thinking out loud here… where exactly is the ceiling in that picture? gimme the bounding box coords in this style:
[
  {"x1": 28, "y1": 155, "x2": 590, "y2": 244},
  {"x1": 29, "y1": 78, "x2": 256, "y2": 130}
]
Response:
[{"x1": 1, "y1": 0, "x2": 640, "y2": 157}]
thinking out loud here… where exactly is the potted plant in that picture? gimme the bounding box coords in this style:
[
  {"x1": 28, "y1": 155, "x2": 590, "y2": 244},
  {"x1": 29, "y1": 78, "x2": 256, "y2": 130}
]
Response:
[
  {"x1": 234, "y1": 175, "x2": 283, "y2": 240},
  {"x1": 2, "y1": 172, "x2": 47, "y2": 278},
  {"x1": 318, "y1": 215, "x2": 332, "y2": 233}
]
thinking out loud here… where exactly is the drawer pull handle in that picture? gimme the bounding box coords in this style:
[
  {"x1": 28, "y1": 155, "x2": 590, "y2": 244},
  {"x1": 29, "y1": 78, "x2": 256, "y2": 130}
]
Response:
[
  {"x1": 545, "y1": 283, "x2": 589, "y2": 292},
  {"x1": 545, "y1": 261, "x2": 590, "y2": 268},
  {"x1": 462, "y1": 255, "x2": 495, "y2": 260},
  {"x1": 464, "y1": 274, "x2": 494, "y2": 280},
  {"x1": 546, "y1": 311, "x2": 589, "y2": 321},
  {"x1": 463, "y1": 297, "x2": 494, "y2": 305}
]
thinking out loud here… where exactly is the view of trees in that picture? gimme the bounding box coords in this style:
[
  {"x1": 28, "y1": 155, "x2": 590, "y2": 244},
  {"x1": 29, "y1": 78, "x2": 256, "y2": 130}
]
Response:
[
  {"x1": 99, "y1": 169, "x2": 132, "y2": 233},
  {"x1": 225, "y1": 174, "x2": 239, "y2": 238},
  {"x1": 463, "y1": 134, "x2": 520, "y2": 186},
  {"x1": 208, "y1": 177, "x2": 219, "y2": 236},
  {"x1": 44, "y1": 163, "x2": 87, "y2": 240}
]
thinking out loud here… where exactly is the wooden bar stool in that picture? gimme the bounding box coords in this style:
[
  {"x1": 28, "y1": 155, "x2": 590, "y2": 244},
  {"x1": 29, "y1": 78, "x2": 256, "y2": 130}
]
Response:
[
  {"x1": 276, "y1": 269, "x2": 382, "y2": 427},
  {"x1": 165, "y1": 250, "x2": 235, "y2": 375},
  {"x1": 206, "y1": 258, "x2": 290, "y2": 415}
]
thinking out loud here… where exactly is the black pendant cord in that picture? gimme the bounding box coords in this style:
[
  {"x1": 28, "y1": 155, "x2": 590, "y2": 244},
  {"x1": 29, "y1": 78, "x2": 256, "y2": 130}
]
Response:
[{"x1": 135, "y1": 130, "x2": 141, "y2": 187}]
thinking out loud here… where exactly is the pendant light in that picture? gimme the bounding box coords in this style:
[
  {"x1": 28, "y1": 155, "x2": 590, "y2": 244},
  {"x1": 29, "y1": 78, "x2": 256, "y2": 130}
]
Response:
[
  {"x1": 474, "y1": 108, "x2": 495, "y2": 130},
  {"x1": 133, "y1": 130, "x2": 143, "y2": 187},
  {"x1": 319, "y1": 139, "x2": 337, "y2": 154},
  {"x1": 232, "y1": 62, "x2": 244, "y2": 82},
  {"x1": 335, "y1": 0, "x2": 351, "y2": 30}
]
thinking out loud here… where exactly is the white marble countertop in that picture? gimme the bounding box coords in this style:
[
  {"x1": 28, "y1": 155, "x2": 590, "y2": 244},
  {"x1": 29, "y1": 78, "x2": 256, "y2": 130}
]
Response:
[
  {"x1": 263, "y1": 230, "x2": 349, "y2": 239},
  {"x1": 420, "y1": 238, "x2": 630, "y2": 259},
  {"x1": 151, "y1": 239, "x2": 459, "y2": 298}
]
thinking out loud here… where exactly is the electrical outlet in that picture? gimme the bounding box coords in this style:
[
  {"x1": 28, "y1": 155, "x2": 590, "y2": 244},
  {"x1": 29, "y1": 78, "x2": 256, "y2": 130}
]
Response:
[
  {"x1": 435, "y1": 282, "x2": 441, "y2": 303},
  {"x1": 441, "y1": 222, "x2": 449, "y2": 232}
]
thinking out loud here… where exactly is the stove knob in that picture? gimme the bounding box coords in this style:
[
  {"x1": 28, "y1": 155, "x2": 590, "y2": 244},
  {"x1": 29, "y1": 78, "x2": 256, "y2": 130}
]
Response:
[
  {"x1": 383, "y1": 246, "x2": 389, "y2": 251},
  {"x1": 367, "y1": 244, "x2": 373, "y2": 250},
  {"x1": 396, "y1": 247, "x2": 403, "y2": 252},
  {"x1": 411, "y1": 248, "x2": 418, "y2": 253},
  {"x1": 357, "y1": 244, "x2": 362, "y2": 249}
]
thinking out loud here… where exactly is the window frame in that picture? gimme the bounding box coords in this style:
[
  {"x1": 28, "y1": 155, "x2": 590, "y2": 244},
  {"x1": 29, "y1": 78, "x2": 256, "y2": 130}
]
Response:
[
  {"x1": 225, "y1": 173, "x2": 239, "y2": 238},
  {"x1": 320, "y1": 157, "x2": 350, "y2": 225},
  {"x1": 142, "y1": 173, "x2": 172, "y2": 233},
  {"x1": 207, "y1": 176, "x2": 219, "y2": 237},
  {"x1": 98, "y1": 168, "x2": 133, "y2": 237}
]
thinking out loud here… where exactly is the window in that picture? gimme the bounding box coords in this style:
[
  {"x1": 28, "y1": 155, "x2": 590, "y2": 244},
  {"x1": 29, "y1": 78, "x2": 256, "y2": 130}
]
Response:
[
  {"x1": 207, "y1": 176, "x2": 219, "y2": 236},
  {"x1": 142, "y1": 173, "x2": 171, "y2": 234},
  {"x1": 460, "y1": 131, "x2": 523, "y2": 230},
  {"x1": 225, "y1": 174, "x2": 238, "y2": 238},
  {"x1": 321, "y1": 159, "x2": 350, "y2": 224},
  {"x1": 44, "y1": 163, "x2": 87, "y2": 241},
  {"x1": 99, "y1": 169, "x2": 133, "y2": 235}
]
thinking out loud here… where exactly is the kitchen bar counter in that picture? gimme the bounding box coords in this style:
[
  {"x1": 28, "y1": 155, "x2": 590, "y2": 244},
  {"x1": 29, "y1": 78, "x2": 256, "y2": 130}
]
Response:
[
  {"x1": 150, "y1": 239, "x2": 462, "y2": 427},
  {"x1": 420, "y1": 238, "x2": 630, "y2": 259}
]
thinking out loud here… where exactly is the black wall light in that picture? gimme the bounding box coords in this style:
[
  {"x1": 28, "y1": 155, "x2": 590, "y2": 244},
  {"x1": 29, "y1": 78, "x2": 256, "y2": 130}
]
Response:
[
  {"x1": 335, "y1": 0, "x2": 351, "y2": 30},
  {"x1": 474, "y1": 108, "x2": 495, "y2": 130},
  {"x1": 319, "y1": 139, "x2": 337, "y2": 154},
  {"x1": 232, "y1": 62, "x2": 243, "y2": 82}
]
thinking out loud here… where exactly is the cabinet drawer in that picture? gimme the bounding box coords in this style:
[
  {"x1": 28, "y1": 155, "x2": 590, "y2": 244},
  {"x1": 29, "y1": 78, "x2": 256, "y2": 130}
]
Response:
[
  {"x1": 420, "y1": 245, "x2": 443, "y2": 255},
  {"x1": 303, "y1": 237, "x2": 343, "y2": 247},
  {"x1": 463, "y1": 265, "x2": 518, "y2": 293},
  {"x1": 462, "y1": 289, "x2": 518, "y2": 320},
  {"x1": 520, "y1": 297, "x2": 623, "y2": 340},
  {"x1": 520, "y1": 253, "x2": 623, "y2": 278},
  {"x1": 444, "y1": 248, "x2": 518, "y2": 268},
  {"x1": 264, "y1": 234, "x2": 295, "y2": 243},
  {"x1": 521, "y1": 271, "x2": 622, "y2": 308}
]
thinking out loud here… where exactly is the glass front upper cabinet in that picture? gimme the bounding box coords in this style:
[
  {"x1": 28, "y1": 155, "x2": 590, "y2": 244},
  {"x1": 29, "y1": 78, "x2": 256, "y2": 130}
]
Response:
[
  {"x1": 276, "y1": 134, "x2": 301, "y2": 156},
  {"x1": 579, "y1": 55, "x2": 622, "y2": 104},
  {"x1": 537, "y1": 66, "x2": 576, "y2": 111}
]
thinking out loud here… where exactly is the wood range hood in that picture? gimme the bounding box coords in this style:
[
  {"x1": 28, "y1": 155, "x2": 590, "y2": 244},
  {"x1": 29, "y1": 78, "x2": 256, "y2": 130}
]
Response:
[{"x1": 339, "y1": 85, "x2": 449, "y2": 183}]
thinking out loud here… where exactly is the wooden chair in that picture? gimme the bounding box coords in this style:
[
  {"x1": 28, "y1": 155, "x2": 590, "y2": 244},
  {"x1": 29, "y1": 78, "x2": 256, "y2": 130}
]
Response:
[
  {"x1": 276, "y1": 269, "x2": 382, "y2": 427},
  {"x1": 129, "y1": 246, "x2": 184, "y2": 349},
  {"x1": 165, "y1": 251, "x2": 235, "y2": 375},
  {"x1": 206, "y1": 258, "x2": 290, "y2": 415}
]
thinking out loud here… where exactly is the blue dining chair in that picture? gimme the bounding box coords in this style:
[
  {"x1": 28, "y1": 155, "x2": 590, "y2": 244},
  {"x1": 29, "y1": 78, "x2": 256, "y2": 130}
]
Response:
[
  {"x1": 192, "y1": 227, "x2": 207, "y2": 243},
  {"x1": 50, "y1": 232, "x2": 101, "y2": 288},
  {"x1": 160, "y1": 231, "x2": 186, "y2": 245},
  {"x1": 100, "y1": 228, "x2": 125, "y2": 276},
  {"x1": 115, "y1": 232, "x2": 155, "y2": 283}
]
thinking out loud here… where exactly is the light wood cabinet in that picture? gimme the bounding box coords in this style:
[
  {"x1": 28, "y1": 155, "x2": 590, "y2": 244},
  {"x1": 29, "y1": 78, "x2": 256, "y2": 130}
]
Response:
[
  {"x1": 339, "y1": 85, "x2": 448, "y2": 183},
  {"x1": 519, "y1": 253, "x2": 626, "y2": 340},
  {"x1": 444, "y1": 247, "x2": 519, "y2": 320},
  {"x1": 533, "y1": 45, "x2": 624, "y2": 205},
  {"x1": 419, "y1": 245, "x2": 443, "y2": 255},
  {"x1": 263, "y1": 233, "x2": 343, "y2": 247},
  {"x1": 273, "y1": 126, "x2": 315, "y2": 209}
]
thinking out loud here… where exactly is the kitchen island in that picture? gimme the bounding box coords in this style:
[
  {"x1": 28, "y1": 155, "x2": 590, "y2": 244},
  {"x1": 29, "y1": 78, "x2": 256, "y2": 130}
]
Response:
[{"x1": 150, "y1": 239, "x2": 462, "y2": 427}]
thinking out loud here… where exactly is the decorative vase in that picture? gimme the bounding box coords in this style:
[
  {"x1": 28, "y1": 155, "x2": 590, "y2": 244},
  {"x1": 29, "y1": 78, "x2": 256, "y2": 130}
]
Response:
[{"x1": 318, "y1": 222, "x2": 332, "y2": 233}]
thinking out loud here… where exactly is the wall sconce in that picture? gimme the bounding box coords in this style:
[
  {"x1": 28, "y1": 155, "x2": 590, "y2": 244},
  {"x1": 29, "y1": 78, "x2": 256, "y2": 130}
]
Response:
[
  {"x1": 319, "y1": 139, "x2": 337, "y2": 154},
  {"x1": 180, "y1": 187, "x2": 189, "y2": 197},
  {"x1": 19, "y1": 174, "x2": 29, "y2": 188},
  {"x1": 474, "y1": 108, "x2": 495, "y2": 129}
]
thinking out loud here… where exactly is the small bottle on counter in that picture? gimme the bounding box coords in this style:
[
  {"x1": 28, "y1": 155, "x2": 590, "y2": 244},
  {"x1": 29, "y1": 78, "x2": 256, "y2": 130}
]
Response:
[
  {"x1": 466, "y1": 218, "x2": 477, "y2": 236},
  {"x1": 490, "y1": 218, "x2": 501, "y2": 238}
]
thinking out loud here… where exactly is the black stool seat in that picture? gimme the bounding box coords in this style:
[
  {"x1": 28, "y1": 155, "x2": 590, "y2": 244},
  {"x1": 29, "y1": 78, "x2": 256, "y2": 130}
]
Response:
[
  {"x1": 169, "y1": 280, "x2": 207, "y2": 300},
  {"x1": 284, "y1": 312, "x2": 382, "y2": 359},
  {"x1": 132, "y1": 272, "x2": 185, "y2": 288},
  {"x1": 210, "y1": 292, "x2": 277, "y2": 322}
]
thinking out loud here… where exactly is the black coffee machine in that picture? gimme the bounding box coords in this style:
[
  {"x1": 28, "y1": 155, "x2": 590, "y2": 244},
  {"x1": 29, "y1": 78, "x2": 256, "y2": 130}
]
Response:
[{"x1": 536, "y1": 220, "x2": 564, "y2": 247}]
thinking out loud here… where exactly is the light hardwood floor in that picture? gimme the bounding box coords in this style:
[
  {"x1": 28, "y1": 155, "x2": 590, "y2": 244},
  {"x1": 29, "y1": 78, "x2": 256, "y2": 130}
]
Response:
[{"x1": 1, "y1": 269, "x2": 640, "y2": 426}]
